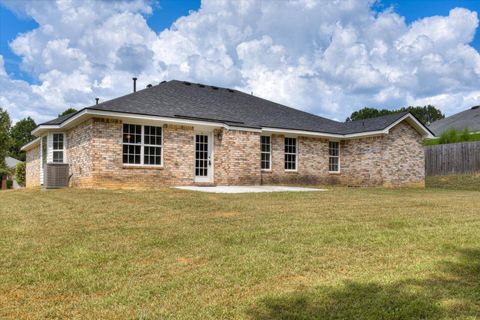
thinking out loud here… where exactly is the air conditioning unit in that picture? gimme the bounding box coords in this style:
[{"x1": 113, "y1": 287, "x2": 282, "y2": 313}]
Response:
[{"x1": 44, "y1": 163, "x2": 70, "y2": 189}]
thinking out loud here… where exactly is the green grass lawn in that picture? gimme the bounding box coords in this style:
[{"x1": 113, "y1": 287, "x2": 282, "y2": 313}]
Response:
[
  {"x1": 426, "y1": 175, "x2": 480, "y2": 191},
  {"x1": 1, "y1": 187, "x2": 479, "y2": 319}
]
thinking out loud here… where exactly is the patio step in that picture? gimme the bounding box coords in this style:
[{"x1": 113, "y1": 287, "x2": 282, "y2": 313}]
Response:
[{"x1": 193, "y1": 182, "x2": 217, "y2": 187}]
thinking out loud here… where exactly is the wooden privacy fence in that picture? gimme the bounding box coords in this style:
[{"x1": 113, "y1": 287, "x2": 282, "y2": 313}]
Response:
[{"x1": 425, "y1": 141, "x2": 480, "y2": 176}]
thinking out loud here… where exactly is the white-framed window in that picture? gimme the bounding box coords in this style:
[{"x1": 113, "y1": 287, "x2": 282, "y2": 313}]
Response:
[
  {"x1": 329, "y1": 141, "x2": 340, "y2": 173},
  {"x1": 261, "y1": 135, "x2": 271, "y2": 170},
  {"x1": 284, "y1": 137, "x2": 297, "y2": 171},
  {"x1": 52, "y1": 133, "x2": 65, "y2": 163},
  {"x1": 123, "y1": 124, "x2": 162, "y2": 166}
]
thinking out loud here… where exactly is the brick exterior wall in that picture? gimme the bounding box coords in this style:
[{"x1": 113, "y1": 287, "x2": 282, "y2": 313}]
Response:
[
  {"x1": 25, "y1": 145, "x2": 41, "y2": 188},
  {"x1": 24, "y1": 117, "x2": 425, "y2": 188},
  {"x1": 382, "y1": 121, "x2": 425, "y2": 187},
  {"x1": 261, "y1": 135, "x2": 335, "y2": 185},
  {"x1": 84, "y1": 119, "x2": 195, "y2": 188},
  {"x1": 214, "y1": 129, "x2": 261, "y2": 185},
  {"x1": 67, "y1": 119, "x2": 94, "y2": 187},
  {"x1": 340, "y1": 136, "x2": 385, "y2": 186},
  {"x1": 261, "y1": 121, "x2": 424, "y2": 187}
]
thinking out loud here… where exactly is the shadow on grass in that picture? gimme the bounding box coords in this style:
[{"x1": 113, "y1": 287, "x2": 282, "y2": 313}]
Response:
[{"x1": 249, "y1": 249, "x2": 480, "y2": 319}]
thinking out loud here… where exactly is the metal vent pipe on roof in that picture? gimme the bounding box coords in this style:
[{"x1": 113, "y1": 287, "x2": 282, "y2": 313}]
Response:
[
  {"x1": 133, "y1": 77, "x2": 137, "y2": 93},
  {"x1": 95, "y1": 98, "x2": 99, "y2": 105}
]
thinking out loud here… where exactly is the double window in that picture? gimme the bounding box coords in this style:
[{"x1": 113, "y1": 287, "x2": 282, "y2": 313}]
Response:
[
  {"x1": 123, "y1": 124, "x2": 162, "y2": 166},
  {"x1": 329, "y1": 141, "x2": 340, "y2": 172},
  {"x1": 52, "y1": 133, "x2": 65, "y2": 163},
  {"x1": 284, "y1": 137, "x2": 297, "y2": 171},
  {"x1": 261, "y1": 136, "x2": 271, "y2": 170}
]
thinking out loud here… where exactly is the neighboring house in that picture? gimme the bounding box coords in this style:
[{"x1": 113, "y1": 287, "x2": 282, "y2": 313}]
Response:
[
  {"x1": 4, "y1": 156, "x2": 21, "y2": 189},
  {"x1": 21, "y1": 80, "x2": 433, "y2": 189},
  {"x1": 429, "y1": 106, "x2": 480, "y2": 136}
]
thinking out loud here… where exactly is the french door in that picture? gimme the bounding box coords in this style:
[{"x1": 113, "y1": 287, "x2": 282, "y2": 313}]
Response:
[{"x1": 194, "y1": 133, "x2": 213, "y2": 183}]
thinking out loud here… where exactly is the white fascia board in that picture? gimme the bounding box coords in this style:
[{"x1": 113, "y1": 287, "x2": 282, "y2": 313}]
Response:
[
  {"x1": 261, "y1": 127, "x2": 386, "y2": 139},
  {"x1": 20, "y1": 137, "x2": 41, "y2": 151}
]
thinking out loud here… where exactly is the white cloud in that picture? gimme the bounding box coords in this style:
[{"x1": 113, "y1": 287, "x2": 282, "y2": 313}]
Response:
[{"x1": 1, "y1": 0, "x2": 480, "y2": 124}]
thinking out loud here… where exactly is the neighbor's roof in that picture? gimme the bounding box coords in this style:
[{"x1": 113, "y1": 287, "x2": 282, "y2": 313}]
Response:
[
  {"x1": 37, "y1": 80, "x2": 432, "y2": 136},
  {"x1": 428, "y1": 106, "x2": 480, "y2": 136},
  {"x1": 5, "y1": 156, "x2": 21, "y2": 168}
]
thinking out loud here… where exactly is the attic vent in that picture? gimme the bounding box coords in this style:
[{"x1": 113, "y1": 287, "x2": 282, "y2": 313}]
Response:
[
  {"x1": 227, "y1": 89, "x2": 234, "y2": 93},
  {"x1": 183, "y1": 81, "x2": 191, "y2": 86},
  {"x1": 211, "y1": 86, "x2": 219, "y2": 90},
  {"x1": 198, "y1": 84, "x2": 205, "y2": 88},
  {"x1": 472, "y1": 105, "x2": 480, "y2": 110},
  {"x1": 146, "y1": 84, "x2": 153, "y2": 88},
  {"x1": 160, "y1": 80, "x2": 166, "y2": 84}
]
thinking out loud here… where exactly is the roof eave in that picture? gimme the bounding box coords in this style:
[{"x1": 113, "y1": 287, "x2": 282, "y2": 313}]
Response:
[
  {"x1": 20, "y1": 137, "x2": 41, "y2": 151},
  {"x1": 30, "y1": 110, "x2": 435, "y2": 141}
]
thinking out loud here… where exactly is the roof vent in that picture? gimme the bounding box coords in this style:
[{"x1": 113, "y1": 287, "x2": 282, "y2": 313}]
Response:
[
  {"x1": 95, "y1": 98, "x2": 99, "y2": 105},
  {"x1": 146, "y1": 84, "x2": 153, "y2": 88},
  {"x1": 198, "y1": 84, "x2": 205, "y2": 88},
  {"x1": 183, "y1": 81, "x2": 191, "y2": 86},
  {"x1": 211, "y1": 86, "x2": 219, "y2": 90},
  {"x1": 160, "y1": 80, "x2": 166, "y2": 84},
  {"x1": 227, "y1": 89, "x2": 234, "y2": 93},
  {"x1": 472, "y1": 105, "x2": 480, "y2": 110},
  {"x1": 132, "y1": 77, "x2": 137, "y2": 93}
]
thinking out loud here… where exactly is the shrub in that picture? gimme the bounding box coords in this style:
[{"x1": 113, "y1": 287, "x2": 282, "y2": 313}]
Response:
[
  {"x1": 438, "y1": 128, "x2": 459, "y2": 144},
  {"x1": 459, "y1": 128, "x2": 471, "y2": 142},
  {"x1": 432, "y1": 128, "x2": 480, "y2": 145},
  {"x1": 15, "y1": 162, "x2": 26, "y2": 187},
  {"x1": 6, "y1": 180, "x2": 13, "y2": 189}
]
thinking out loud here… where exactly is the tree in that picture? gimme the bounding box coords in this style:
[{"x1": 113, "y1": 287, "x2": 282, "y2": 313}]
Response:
[
  {"x1": 15, "y1": 162, "x2": 26, "y2": 187},
  {"x1": 9, "y1": 117, "x2": 37, "y2": 161},
  {"x1": 345, "y1": 107, "x2": 394, "y2": 122},
  {"x1": 346, "y1": 105, "x2": 444, "y2": 125},
  {"x1": 0, "y1": 108, "x2": 12, "y2": 177},
  {"x1": 58, "y1": 108, "x2": 77, "y2": 117},
  {"x1": 399, "y1": 105, "x2": 444, "y2": 125}
]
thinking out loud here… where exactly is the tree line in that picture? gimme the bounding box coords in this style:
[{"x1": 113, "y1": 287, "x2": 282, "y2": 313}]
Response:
[{"x1": 345, "y1": 105, "x2": 444, "y2": 125}]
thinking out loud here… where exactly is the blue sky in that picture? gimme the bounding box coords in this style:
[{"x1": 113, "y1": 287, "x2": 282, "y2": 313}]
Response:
[
  {"x1": 2, "y1": 0, "x2": 478, "y2": 82},
  {"x1": 0, "y1": 1, "x2": 202, "y2": 82},
  {"x1": 377, "y1": 0, "x2": 480, "y2": 47},
  {"x1": 1, "y1": 0, "x2": 480, "y2": 122}
]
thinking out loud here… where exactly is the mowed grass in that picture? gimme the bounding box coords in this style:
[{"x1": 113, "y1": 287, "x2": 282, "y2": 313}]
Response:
[{"x1": 1, "y1": 187, "x2": 479, "y2": 319}]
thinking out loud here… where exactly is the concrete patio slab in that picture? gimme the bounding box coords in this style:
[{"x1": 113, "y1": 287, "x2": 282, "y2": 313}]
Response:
[{"x1": 174, "y1": 185, "x2": 327, "y2": 193}]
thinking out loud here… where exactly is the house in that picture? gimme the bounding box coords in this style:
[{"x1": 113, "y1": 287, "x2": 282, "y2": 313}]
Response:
[
  {"x1": 21, "y1": 80, "x2": 433, "y2": 189},
  {"x1": 1, "y1": 156, "x2": 21, "y2": 189},
  {"x1": 429, "y1": 106, "x2": 480, "y2": 136}
]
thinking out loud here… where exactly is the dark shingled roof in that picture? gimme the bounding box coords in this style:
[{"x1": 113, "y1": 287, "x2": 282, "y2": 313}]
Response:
[
  {"x1": 343, "y1": 112, "x2": 409, "y2": 134},
  {"x1": 42, "y1": 111, "x2": 81, "y2": 125},
  {"x1": 428, "y1": 106, "x2": 480, "y2": 136},
  {"x1": 40, "y1": 80, "x2": 417, "y2": 135}
]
